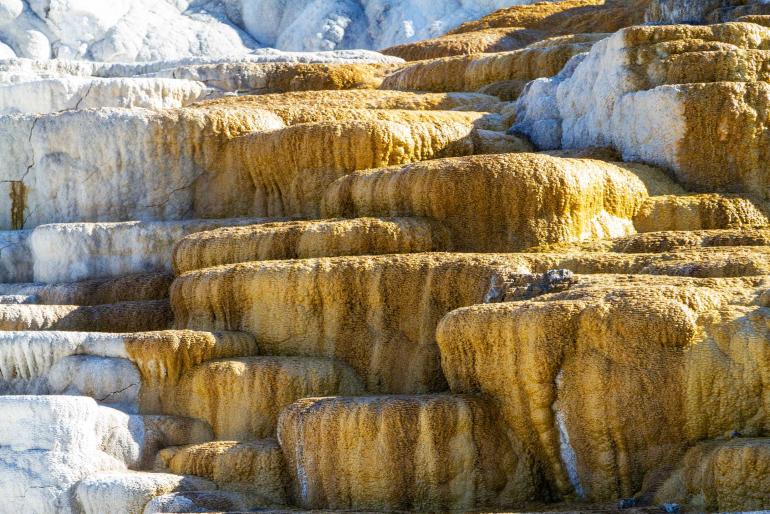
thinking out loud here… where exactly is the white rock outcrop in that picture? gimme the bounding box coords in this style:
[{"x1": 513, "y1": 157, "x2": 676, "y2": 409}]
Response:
[
  {"x1": 0, "y1": 77, "x2": 211, "y2": 115},
  {"x1": 0, "y1": 219, "x2": 275, "y2": 284},
  {"x1": 27, "y1": 218, "x2": 272, "y2": 283},
  {"x1": 0, "y1": 104, "x2": 286, "y2": 231},
  {"x1": 0, "y1": 396, "x2": 144, "y2": 513},
  {"x1": 0, "y1": 0, "x2": 538, "y2": 60},
  {"x1": 512, "y1": 23, "x2": 770, "y2": 200}
]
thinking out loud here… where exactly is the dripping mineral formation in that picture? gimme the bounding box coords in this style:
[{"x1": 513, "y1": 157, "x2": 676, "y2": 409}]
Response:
[{"x1": 2, "y1": 0, "x2": 770, "y2": 512}]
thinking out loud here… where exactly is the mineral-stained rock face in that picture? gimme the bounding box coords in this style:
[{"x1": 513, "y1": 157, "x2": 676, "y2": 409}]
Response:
[
  {"x1": 513, "y1": 22, "x2": 770, "y2": 202},
  {"x1": 172, "y1": 218, "x2": 453, "y2": 274},
  {"x1": 172, "y1": 356, "x2": 365, "y2": 439},
  {"x1": 381, "y1": 40, "x2": 594, "y2": 93},
  {"x1": 437, "y1": 274, "x2": 770, "y2": 500},
  {"x1": 3, "y1": 2, "x2": 770, "y2": 513},
  {"x1": 171, "y1": 254, "x2": 530, "y2": 393},
  {"x1": 656, "y1": 439, "x2": 770, "y2": 511},
  {"x1": 278, "y1": 394, "x2": 537, "y2": 511},
  {"x1": 0, "y1": 105, "x2": 286, "y2": 229},
  {"x1": 321, "y1": 153, "x2": 670, "y2": 251}
]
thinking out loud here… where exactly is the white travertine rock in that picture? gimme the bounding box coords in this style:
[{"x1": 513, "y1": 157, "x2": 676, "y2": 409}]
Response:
[
  {"x1": 0, "y1": 40, "x2": 14, "y2": 58},
  {"x1": 0, "y1": 229, "x2": 31, "y2": 283},
  {"x1": 0, "y1": 51, "x2": 402, "y2": 83},
  {"x1": 512, "y1": 26, "x2": 734, "y2": 192},
  {"x1": 143, "y1": 490, "x2": 261, "y2": 513},
  {"x1": 0, "y1": 77, "x2": 210, "y2": 115},
  {"x1": 0, "y1": 104, "x2": 287, "y2": 231},
  {"x1": 0, "y1": 396, "x2": 143, "y2": 514},
  {"x1": 514, "y1": 30, "x2": 681, "y2": 154},
  {"x1": 237, "y1": 0, "x2": 534, "y2": 52},
  {"x1": 75, "y1": 471, "x2": 215, "y2": 514},
  {"x1": 0, "y1": 1, "x2": 536, "y2": 60},
  {"x1": 28, "y1": 219, "x2": 273, "y2": 283},
  {"x1": 0, "y1": 341, "x2": 144, "y2": 405},
  {"x1": 47, "y1": 355, "x2": 141, "y2": 410},
  {"x1": 0, "y1": 331, "x2": 127, "y2": 394}
]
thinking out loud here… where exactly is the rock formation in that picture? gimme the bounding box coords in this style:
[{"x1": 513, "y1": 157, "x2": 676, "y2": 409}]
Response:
[{"x1": 2, "y1": 1, "x2": 770, "y2": 513}]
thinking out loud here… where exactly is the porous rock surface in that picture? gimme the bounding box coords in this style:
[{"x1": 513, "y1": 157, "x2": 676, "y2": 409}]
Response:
[{"x1": 2, "y1": 1, "x2": 770, "y2": 513}]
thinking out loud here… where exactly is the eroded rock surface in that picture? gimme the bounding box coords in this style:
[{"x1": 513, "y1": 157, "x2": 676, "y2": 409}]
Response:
[{"x1": 1, "y1": 1, "x2": 770, "y2": 513}]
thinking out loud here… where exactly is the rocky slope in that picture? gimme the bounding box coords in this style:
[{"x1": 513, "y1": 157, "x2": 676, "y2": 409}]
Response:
[
  {"x1": 2, "y1": 0, "x2": 770, "y2": 513},
  {"x1": 0, "y1": 0, "x2": 543, "y2": 60}
]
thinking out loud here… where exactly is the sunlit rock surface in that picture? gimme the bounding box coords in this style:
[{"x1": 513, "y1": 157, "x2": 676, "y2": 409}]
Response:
[
  {"x1": 513, "y1": 22, "x2": 770, "y2": 203},
  {"x1": 278, "y1": 394, "x2": 536, "y2": 510},
  {"x1": 0, "y1": 1, "x2": 541, "y2": 60},
  {"x1": 1, "y1": 1, "x2": 770, "y2": 512}
]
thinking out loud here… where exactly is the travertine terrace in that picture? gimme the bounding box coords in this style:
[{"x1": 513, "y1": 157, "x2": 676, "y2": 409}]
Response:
[{"x1": 2, "y1": 0, "x2": 770, "y2": 513}]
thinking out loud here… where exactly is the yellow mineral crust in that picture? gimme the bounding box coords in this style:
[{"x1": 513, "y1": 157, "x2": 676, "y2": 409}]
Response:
[
  {"x1": 170, "y1": 248, "x2": 770, "y2": 396},
  {"x1": 144, "y1": 103, "x2": 286, "y2": 220},
  {"x1": 0, "y1": 300, "x2": 172, "y2": 332},
  {"x1": 157, "y1": 439, "x2": 287, "y2": 503},
  {"x1": 179, "y1": 62, "x2": 395, "y2": 93},
  {"x1": 229, "y1": 118, "x2": 478, "y2": 218},
  {"x1": 20, "y1": 272, "x2": 173, "y2": 306},
  {"x1": 277, "y1": 394, "x2": 538, "y2": 510},
  {"x1": 170, "y1": 253, "x2": 535, "y2": 393},
  {"x1": 321, "y1": 153, "x2": 659, "y2": 251},
  {"x1": 737, "y1": 14, "x2": 770, "y2": 26},
  {"x1": 386, "y1": 0, "x2": 644, "y2": 62},
  {"x1": 124, "y1": 330, "x2": 258, "y2": 413},
  {"x1": 196, "y1": 89, "x2": 506, "y2": 113},
  {"x1": 707, "y1": 5, "x2": 770, "y2": 23},
  {"x1": 260, "y1": 106, "x2": 496, "y2": 128},
  {"x1": 656, "y1": 439, "x2": 770, "y2": 511},
  {"x1": 436, "y1": 274, "x2": 770, "y2": 501},
  {"x1": 140, "y1": 415, "x2": 214, "y2": 468},
  {"x1": 380, "y1": 42, "x2": 592, "y2": 93},
  {"x1": 383, "y1": 27, "x2": 544, "y2": 61},
  {"x1": 448, "y1": 0, "x2": 646, "y2": 36},
  {"x1": 173, "y1": 356, "x2": 364, "y2": 439},
  {"x1": 634, "y1": 194, "x2": 770, "y2": 232},
  {"x1": 172, "y1": 218, "x2": 452, "y2": 275},
  {"x1": 529, "y1": 227, "x2": 770, "y2": 254},
  {"x1": 477, "y1": 79, "x2": 530, "y2": 101},
  {"x1": 678, "y1": 81, "x2": 770, "y2": 199}
]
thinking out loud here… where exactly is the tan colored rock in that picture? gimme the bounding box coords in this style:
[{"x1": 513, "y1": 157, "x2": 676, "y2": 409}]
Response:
[
  {"x1": 634, "y1": 194, "x2": 770, "y2": 232},
  {"x1": 383, "y1": 27, "x2": 543, "y2": 61},
  {"x1": 162, "y1": 62, "x2": 395, "y2": 93},
  {"x1": 169, "y1": 246, "x2": 770, "y2": 397},
  {"x1": 656, "y1": 438, "x2": 770, "y2": 511},
  {"x1": 530, "y1": 228, "x2": 770, "y2": 254},
  {"x1": 0, "y1": 299, "x2": 172, "y2": 332},
  {"x1": 124, "y1": 330, "x2": 258, "y2": 413},
  {"x1": 157, "y1": 439, "x2": 287, "y2": 504},
  {"x1": 0, "y1": 272, "x2": 172, "y2": 306},
  {"x1": 384, "y1": 0, "x2": 635, "y2": 62},
  {"x1": 278, "y1": 395, "x2": 537, "y2": 510},
  {"x1": 381, "y1": 41, "x2": 591, "y2": 92},
  {"x1": 321, "y1": 153, "x2": 663, "y2": 251},
  {"x1": 198, "y1": 89, "x2": 506, "y2": 113},
  {"x1": 450, "y1": 0, "x2": 647, "y2": 36},
  {"x1": 262, "y1": 106, "x2": 497, "y2": 128},
  {"x1": 477, "y1": 79, "x2": 530, "y2": 100},
  {"x1": 172, "y1": 218, "x2": 452, "y2": 275},
  {"x1": 173, "y1": 356, "x2": 364, "y2": 439},
  {"x1": 436, "y1": 274, "x2": 770, "y2": 500},
  {"x1": 230, "y1": 118, "x2": 477, "y2": 217},
  {"x1": 171, "y1": 254, "x2": 533, "y2": 393}
]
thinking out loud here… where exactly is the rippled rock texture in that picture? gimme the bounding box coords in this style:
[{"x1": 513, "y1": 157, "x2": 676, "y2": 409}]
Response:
[{"x1": 1, "y1": 1, "x2": 770, "y2": 513}]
